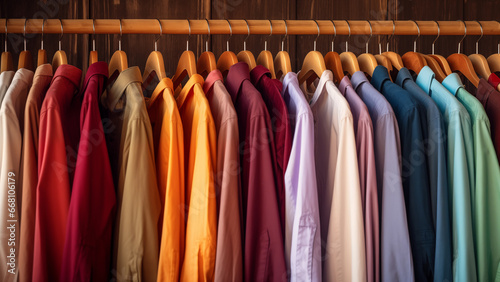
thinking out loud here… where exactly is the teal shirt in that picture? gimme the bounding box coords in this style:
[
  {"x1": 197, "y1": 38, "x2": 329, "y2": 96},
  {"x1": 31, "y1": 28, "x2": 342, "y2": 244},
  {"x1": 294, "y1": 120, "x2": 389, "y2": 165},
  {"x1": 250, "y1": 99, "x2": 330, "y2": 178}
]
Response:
[
  {"x1": 443, "y1": 74, "x2": 500, "y2": 282},
  {"x1": 416, "y1": 66, "x2": 477, "y2": 282}
]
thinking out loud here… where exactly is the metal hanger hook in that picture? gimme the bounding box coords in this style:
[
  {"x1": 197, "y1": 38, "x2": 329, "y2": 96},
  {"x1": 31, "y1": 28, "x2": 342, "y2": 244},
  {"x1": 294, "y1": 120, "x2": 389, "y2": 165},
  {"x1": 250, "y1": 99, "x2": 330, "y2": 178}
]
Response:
[
  {"x1": 155, "y1": 19, "x2": 162, "y2": 52},
  {"x1": 243, "y1": 19, "x2": 250, "y2": 51},
  {"x1": 475, "y1": 20, "x2": 483, "y2": 54},
  {"x1": 330, "y1": 20, "x2": 336, "y2": 52},
  {"x1": 313, "y1": 19, "x2": 320, "y2": 51},
  {"x1": 458, "y1": 20, "x2": 466, "y2": 54},
  {"x1": 118, "y1": 19, "x2": 122, "y2": 51},
  {"x1": 345, "y1": 20, "x2": 351, "y2": 52},
  {"x1": 386, "y1": 19, "x2": 395, "y2": 52},
  {"x1": 186, "y1": 19, "x2": 191, "y2": 51},
  {"x1": 281, "y1": 20, "x2": 288, "y2": 52},
  {"x1": 41, "y1": 18, "x2": 46, "y2": 50},
  {"x1": 58, "y1": 19, "x2": 63, "y2": 51},
  {"x1": 412, "y1": 20, "x2": 420, "y2": 52},
  {"x1": 205, "y1": 19, "x2": 210, "y2": 52},
  {"x1": 23, "y1": 18, "x2": 27, "y2": 51},
  {"x1": 432, "y1": 21, "x2": 440, "y2": 55},
  {"x1": 92, "y1": 19, "x2": 96, "y2": 52},
  {"x1": 265, "y1": 19, "x2": 272, "y2": 51},
  {"x1": 365, "y1": 20, "x2": 372, "y2": 53},
  {"x1": 225, "y1": 19, "x2": 232, "y2": 52}
]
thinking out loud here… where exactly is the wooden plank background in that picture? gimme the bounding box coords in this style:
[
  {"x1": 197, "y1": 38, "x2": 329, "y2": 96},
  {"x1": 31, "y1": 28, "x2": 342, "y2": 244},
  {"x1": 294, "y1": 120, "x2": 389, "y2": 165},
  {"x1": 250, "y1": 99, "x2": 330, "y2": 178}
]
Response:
[{"x1": 1, "y1": 0, "x2": 499, "y2": 76}]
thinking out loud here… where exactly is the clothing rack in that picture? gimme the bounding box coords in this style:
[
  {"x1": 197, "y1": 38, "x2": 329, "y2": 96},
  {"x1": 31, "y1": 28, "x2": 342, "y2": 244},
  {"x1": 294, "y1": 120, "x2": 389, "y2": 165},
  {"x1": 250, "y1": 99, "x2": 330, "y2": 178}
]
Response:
[{"x1": 1, "y1": 19, "x2": 500, "y2": 36}]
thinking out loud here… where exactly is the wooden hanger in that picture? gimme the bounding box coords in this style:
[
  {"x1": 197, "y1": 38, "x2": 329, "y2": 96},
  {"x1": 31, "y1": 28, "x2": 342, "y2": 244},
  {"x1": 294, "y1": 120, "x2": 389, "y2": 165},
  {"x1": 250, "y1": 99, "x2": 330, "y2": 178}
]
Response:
[
  {"x1": 18, "y1": 19, "x2": 33, "y2": 71},
  {"x1": 402, "y1": 20, "x2": 428, "y2": 75},
  {"x1": 339, "y1": 20, "x2": 361, "y2": 76},
  {"x1": 487, "y1": 41, "x2": 500, "y2": 73},
  {"x1": 89, "y1": 19, "x2": 98, "y2": 66},
  {"x1": 143, "y1": 19, "x2": 166, "y2": 82},
  {"x1": 324, "y1": 20, "x2": 344, "y2": 83},
  {"x1": 37, "y1": 19, "x2": 47, "y2": 66},
  {"x1": 357, "y1": 20, "x2": 377, "y2": 77},
  {"x1": 426, "y1": 21, "x2": 451, "y2": 77},
  {"x1": 197, "y1": 19, "x2": 217, "y2": 78},
  {"x1": 298, "y1": 20, "x2": 326, "y2": 85},
  {"x1": 217, "y1": 19, "x2": 238, "y2": 77},
  {"x1": 468, "y1": 21, "x2": 491, "y2": 79},
  {"x1": 381, "y1": 20, "x2": 404, "y2": 70},
  {"x1": 109, "y1": 19, "x2": 128, "y2": 78},
  {"x1": 447, "y1": 20, "x2": 480, "y2": 87},
  {"x1": 256, "y1": 20, "x2": 276, "y2": 78},
  {"x1": 237, "y1": 19, "x2": 257, "y2": 71},
  {"x1": 172, "y1": 20, "x2": 197, "y2": 89},
  {"x1": 1, "y1": 19, "x2": 14, "y2": 73},
  {"x1": 423, "y1": 55, "x2": 447, "y2": 81},
  {"x1": 52, "y1": 19, "x2": 68, "y2": 72},
  {"x1": 274, "y1": 20, "x2": 292, "y2": 80}
]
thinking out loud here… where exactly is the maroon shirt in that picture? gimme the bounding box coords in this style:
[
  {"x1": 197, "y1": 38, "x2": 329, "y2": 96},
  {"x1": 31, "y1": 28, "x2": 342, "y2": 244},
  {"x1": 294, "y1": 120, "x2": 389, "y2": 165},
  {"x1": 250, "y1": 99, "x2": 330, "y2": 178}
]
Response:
[
  {"x1": 225, "y1": 62, "x2": 287, "y2": 282},
  {"x1": 250, "y1": 65, "x2": 292, "y2": 234},
  {"x1": 60, "y1": 62, "x2": 116, "y2": 281},
  {"x1": 476, "y1": 78, "x2": 500, "y2": 162}
]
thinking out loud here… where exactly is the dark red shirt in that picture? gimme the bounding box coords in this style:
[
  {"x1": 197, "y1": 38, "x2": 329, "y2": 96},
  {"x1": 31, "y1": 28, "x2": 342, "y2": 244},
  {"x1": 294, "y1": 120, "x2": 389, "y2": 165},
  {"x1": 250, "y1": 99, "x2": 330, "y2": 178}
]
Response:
[
  {"x1": 60, "y1": 62, "x2": 116, "y2": 281},
  {"x1": 488, "y1": 73, "x2": 500, "y2": 89},
  {"x1": 225, "y1": 62, "x2": 286, "y2": 282},
  {"x1": 475, "y1": 78, "x2": 500, "y2": 162},
  {"x1": 250, "y1": 65, "x2": 292, "y2": 234}
]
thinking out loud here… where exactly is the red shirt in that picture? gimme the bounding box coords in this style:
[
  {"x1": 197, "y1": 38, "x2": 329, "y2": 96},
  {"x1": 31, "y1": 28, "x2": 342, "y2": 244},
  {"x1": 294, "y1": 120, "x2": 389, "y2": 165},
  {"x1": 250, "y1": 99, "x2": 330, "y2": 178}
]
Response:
[
  {"x1": 60, "y1": 62, "x2": 116, "y2": 281},
  {"x1": 475, "y1": 78, "x2": 500, "y2": 162},
  {"x1": 225, "y1": 62, "x2": 286, "y2": 282},
  {"x1": 250, "y1": 65, "x2": 292, "y2": 234},
  {"x1": 34, "y1": 64, "x2": 82, "y2": 282},
  {"x1": 488, "y1": 73, "x2": 500, "y2": 89}
]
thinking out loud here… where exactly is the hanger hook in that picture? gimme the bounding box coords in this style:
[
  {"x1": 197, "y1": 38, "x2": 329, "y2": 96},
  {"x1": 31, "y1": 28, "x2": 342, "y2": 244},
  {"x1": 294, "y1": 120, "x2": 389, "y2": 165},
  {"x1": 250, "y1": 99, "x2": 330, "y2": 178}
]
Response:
[
  {"x1": 58, "y1": 19, "x2": 63, "y2": 51},
  {"x1": 155, "y1": 19, "x2": 162, "y2": 52},
  {"x1": 313, "y1": 19, "x2": 320, "y2": 51},
  {"x1": 118, "y1": 19, "x2": 122, "y2": 51},
  {"x1": 386, "y1": 19, "x2": 395, "y2": 52},
  {"x1": 330, "y1": 20, "x2": 336, "y2": 52},
  {"x1": 92, "y1": 19, "x2": 96, "y2": 52},
  {"x1": 225, "y1": 19, "x2": 232, "y2": 52},
  {"x1": 281, "y1": 20, "x2": 288, "y2": 52},
  {"x1": 243, "y1": 19, "x2": 250, "y2": 51},
  {"x1": 41, "y1": 18, "x2": 45, "y2": 50},
  {"x1": 345, "y1": 20, "x2": 351, "y2": 52},
  {"x1": 23, "y1": 18, "x2": 27, "y2": 51},
  {"x1": 412, "y1": 20, "x2": 420, "y2": 52},
  {"x1": 186, "y1": 19, "x2": 191, "y2": 51},
  {"x1": 457, "y1": 20, "x2": 467, "y2": 54},
  {"x1": 475, "y1": 20, "x2": 483, "y2": 54},
  {"x1": 365, "y1": 20, "x2": 372, "y2": 53},
  {"x1": 265, "y1": 20, "x2": 272, "y2": 51},
  {"x1": 431, "y1": 21, "x2": 440, "y2": 55},
  {"x1": 205, "y1": 19, "x2": 210, "y2": 52}
]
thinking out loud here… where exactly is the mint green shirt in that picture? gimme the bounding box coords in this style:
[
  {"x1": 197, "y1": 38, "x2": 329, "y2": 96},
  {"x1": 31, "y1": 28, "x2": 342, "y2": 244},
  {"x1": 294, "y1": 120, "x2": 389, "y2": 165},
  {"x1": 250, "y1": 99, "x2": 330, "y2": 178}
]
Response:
[
  {"x1": 443, "y1": 73, "x2": 500, "y2": 282},
  {"x1": 416, "y1": 66, "x2": 477, "y2": 282}
]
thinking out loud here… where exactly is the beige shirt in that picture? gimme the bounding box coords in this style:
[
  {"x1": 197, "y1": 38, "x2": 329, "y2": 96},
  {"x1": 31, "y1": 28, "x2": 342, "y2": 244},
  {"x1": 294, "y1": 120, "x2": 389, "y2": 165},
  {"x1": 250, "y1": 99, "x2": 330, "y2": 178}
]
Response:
[
  {"x1": 0, "y1": 68, "x2": 33, "y2": 281},
  {"x1": 0, "y1": 70, "x2": 15, "y2": 108},
  {"x1": 301, "y1": 70, "x2": 367, "y2": 282},
  {"x1": 101, "y1": 67, "x2": 160, "y2": 282},
  {"x1": 18, "y1": 64, "x2": 52, "y2": 282}
]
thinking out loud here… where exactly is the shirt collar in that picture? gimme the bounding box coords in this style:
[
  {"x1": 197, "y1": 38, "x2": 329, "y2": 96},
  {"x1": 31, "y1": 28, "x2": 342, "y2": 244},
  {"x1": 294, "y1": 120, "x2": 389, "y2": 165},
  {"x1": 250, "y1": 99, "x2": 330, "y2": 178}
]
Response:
[
  {"x1": 351, "y1": 70, "x2": 369, "y2": 92},
  {"x1": 441, "y1": 72, "x2": 465, "y2": 95},
  {"x1": 282, "y1": 71, "x2": 298, "y2": 94},
  {"x1": 395, "y1": 67, "x2": 414, "y2": 86},
  {"x1": 203, "y1": 69, "x2": 223, "y2": 94},
  {"x1": 488, "y1": 73, "x2": 500, "y2": 88},
  {"x1": 34, "y1": 63, "x2": 53, "y2": 79},
  {"x1": 477, "y1": 78, "x2": 498, "y2": 103},
  {"x1": 52, "y1": 64, "x2": 82, "y2": 89},
  {"x1": 225, "y1": 62, "x2": 250, "y2": 103},
  {"x1": 371, "y1": 65, "x2": 391, "y2": 92},
  {"x1": 250, "y1": 65, "x2": 271, "y2": 86},
  {"x1": 14, "y1": 68, "x2": 34, "y2": 85},
  {"x1": 176, "y1": 74, "x2": 204, "y2": 108},
  {"x1": 416, "y1": 66, "x2": 435, "y2": 94},
  {"x1": 106, "y1": 66, "x2": 142, "y2": 111},
  {"x1": 83, "y1": 61, "x2": 108, "y2": 89},
  {"x1": 339, "y1": 75, "x2": 353, "y2": 96},
  {"x1": 308, "y1": 70, "x2": 333, "y2": 106},
  {"x1": 147, "y1": 77, "x2": 174, "y2": 108}
]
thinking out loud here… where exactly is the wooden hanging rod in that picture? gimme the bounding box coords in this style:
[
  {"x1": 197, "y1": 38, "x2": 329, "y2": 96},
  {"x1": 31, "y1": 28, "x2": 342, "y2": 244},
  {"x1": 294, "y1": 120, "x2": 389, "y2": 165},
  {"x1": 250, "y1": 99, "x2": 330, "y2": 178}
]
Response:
[{"x1": 1, "y1": 19, "x2": 499, "y2": 36}]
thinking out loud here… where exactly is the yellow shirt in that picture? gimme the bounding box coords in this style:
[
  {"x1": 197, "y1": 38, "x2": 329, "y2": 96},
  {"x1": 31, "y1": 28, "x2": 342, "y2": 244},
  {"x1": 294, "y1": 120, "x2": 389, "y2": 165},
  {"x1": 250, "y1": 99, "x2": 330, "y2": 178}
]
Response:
[
  {"x1": 145, "y1": 77, "x2": 185, "y2": 282},
  {"x1": 175, "y1": 75, "x2": 217, "y2": 282}
]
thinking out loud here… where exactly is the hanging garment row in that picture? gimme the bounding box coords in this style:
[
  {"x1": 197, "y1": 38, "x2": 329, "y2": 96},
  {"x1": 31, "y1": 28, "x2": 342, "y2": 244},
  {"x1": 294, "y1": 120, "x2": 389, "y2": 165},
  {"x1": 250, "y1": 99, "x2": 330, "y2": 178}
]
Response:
[{"x1": 0, "y1": 18, "x2": 500, "y2": 282}]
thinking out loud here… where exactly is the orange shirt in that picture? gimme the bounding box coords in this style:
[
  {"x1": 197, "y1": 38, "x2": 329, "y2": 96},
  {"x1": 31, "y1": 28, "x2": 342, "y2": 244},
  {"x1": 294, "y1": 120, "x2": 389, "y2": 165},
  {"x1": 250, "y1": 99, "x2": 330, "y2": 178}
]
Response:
[{"x1": 176, "y1": 75, "x2": 217, "y2": 282}]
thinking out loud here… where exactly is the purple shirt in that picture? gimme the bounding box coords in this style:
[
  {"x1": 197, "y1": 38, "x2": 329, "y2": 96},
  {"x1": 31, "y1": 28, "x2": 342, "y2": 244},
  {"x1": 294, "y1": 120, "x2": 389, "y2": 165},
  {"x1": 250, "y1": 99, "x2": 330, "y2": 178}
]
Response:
[
  {"x1": 351, "y1": 71, "x2": 414, "y2": 282},
  {"x1": 339, "y1": 76, "x2": 379, "y2": 282}
]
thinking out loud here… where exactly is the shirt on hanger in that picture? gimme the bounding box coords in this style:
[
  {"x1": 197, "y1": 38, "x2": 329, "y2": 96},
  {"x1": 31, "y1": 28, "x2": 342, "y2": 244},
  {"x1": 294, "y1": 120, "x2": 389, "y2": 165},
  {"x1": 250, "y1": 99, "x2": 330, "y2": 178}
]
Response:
[
  {"x1": 146, "y1": 77, "x2": 185, "y2": 282},
  {"x1": 0, "y1": 70, "x2": 15, "y2": 108},
  {"x1": 61, "y1": 62, "x2": 115, "y2": 282},
  {"x1": 475, "y1": 79, "x2": 500, "y2": 164},
  {"x1": 300, "y1": 70, "x2": 366, "y2": 282},
  {"x1": 34, "y1": 64, "x2": 82, "y2": 282},
  {"x1": 351, "y1": 71, "x2": 414, "y2": 282},
  {"x1": 487, "y1": 72, "x2": 500, "y2": 89},
  {"x1": 416, "y1": 66, "x2": 477, "y2": 282},
  {"x1": 282, "y1": 72, "x2": 322, "y2": 282},
  {"x1": 18, "y1": 64, "x2": 52, "y2": 282},
  {"x1": 250, "y1": 65, "x2": 292, "y2": 233},
  {"x1": 101, "y1": 66, "x2": 160, "y2": 282},
  {"x1": 175, "y1": 74, "x2": 217, "y2": 282},
  {"x1": 442, "y1": 74, "x2": 500, "y2": 282},
  {"x1": 395, "y1": 68, "x2": 452, "y2": 282},
  {"x1": 339, "y1": 76, "x2": 379, "y2": 282},
  {"x1": 225, "y1": 62, "x2": 286, "y2": 282},
  {"x1": 0, "y1": 68, "x2": 33, "y2": 282},
  {"x1": 203, "y1": 70, "x2": 242, "y2": 282}
]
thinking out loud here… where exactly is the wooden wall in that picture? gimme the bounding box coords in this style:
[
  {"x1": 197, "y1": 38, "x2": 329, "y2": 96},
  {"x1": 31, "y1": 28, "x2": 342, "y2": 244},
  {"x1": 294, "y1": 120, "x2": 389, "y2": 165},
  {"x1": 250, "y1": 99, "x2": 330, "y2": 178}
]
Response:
[{"x1": 1, "y1": 0, "x2": 499, "y2": 75}]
